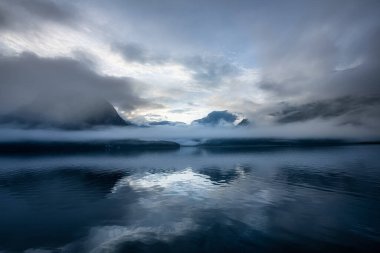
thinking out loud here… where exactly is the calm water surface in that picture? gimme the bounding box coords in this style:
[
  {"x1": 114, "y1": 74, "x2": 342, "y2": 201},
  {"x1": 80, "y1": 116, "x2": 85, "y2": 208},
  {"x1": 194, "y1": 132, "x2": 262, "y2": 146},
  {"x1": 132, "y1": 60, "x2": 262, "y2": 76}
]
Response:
[{"x1": 1, "y1": 146, "x2": 380, "y2": 252}]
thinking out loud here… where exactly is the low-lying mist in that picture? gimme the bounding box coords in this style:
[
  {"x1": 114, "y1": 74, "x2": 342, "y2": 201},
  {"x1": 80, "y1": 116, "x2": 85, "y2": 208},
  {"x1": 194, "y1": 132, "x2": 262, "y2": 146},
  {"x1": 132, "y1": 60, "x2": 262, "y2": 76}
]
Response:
[{"x1": 0, "y1": 119, "x2": 379, "y2": 146}]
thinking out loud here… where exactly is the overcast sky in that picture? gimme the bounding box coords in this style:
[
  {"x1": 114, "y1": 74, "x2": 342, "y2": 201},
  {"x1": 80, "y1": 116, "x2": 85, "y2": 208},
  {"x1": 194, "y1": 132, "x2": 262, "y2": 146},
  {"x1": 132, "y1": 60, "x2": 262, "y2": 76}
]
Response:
[{"x1": 0, "y1": 0, "x2": 379, "y2": 132}]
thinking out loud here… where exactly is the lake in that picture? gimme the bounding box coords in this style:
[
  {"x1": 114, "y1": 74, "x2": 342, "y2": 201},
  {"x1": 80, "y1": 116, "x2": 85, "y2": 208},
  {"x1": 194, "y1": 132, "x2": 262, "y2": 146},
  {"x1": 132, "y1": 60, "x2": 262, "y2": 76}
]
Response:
[{"x1": 0, "y1": 145, "x2": 380, "y2": 252}]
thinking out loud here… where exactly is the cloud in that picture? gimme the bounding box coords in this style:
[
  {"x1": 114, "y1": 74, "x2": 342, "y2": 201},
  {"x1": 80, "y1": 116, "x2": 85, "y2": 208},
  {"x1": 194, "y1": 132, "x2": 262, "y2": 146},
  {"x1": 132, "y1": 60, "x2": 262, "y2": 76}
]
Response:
[
  {"x1": 0, "y1": 118, "x2": 379, "y2": 145},
  {"x1": 0, "y1": 0, "x2": 379, "y2": 128},
  {"x1": 0, "y1": 0, "x2": 77, "y2": 31},
  {"x1": 252, "y1": 0, "x2": 380, "y2": 101},
  {"x1": 112, "y1": 42, "x2": 169, "y2": 64},
  {"x1": 270, "y1": 96, "x2": 380, "y2": 126},
  {"x1": 114, "y1": 41, "x2": 241, "y2": 87},
  {"x1": 182, "y1": 55, "x2": 240, "y2": 85},
  {"x1": 0, "y1": 53, "x2": 149, "y2": 126},
  {"x1": 169, "y1": 109, "x2": 191, "y2": 114}
]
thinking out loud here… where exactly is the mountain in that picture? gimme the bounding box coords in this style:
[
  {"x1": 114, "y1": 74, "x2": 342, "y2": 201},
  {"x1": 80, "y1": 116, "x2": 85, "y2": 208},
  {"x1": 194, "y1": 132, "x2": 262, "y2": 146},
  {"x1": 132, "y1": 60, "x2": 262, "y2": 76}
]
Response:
[
  {"x1": 191, "y1": 110, "x2": 238, "y2": 126},
  {"x1": 236, "y1": 118, "x2": 250, "y2": 127},
  {"x1": 0, "y1": 93, "x2": 132, "y2": 129},
  {"x1": 0, "y1": 139, "x2": 180, "y2": 154}
]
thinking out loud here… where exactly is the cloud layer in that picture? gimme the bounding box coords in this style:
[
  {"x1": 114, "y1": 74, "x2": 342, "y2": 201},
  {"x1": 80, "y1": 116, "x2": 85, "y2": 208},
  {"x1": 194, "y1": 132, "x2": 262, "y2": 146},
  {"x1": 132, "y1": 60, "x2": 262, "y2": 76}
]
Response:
[
  {"x1": 0, "y1": 0, "x2": 379, "y2": 134},
  {"x1": 0, "y1": 53, "x2": 149, "y2": 127}
]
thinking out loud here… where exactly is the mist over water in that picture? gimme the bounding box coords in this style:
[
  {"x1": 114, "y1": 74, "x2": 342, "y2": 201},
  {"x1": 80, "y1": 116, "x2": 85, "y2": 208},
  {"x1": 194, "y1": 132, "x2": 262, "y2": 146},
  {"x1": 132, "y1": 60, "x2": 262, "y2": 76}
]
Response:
[
  {"x1": 0, "y1": 120, "x2": 379, "y2": 145},
  {"x1": 1, "y1": 146, "x2": 380, "y2": 252},
  {"x1": 1, "y1": 1, "x2": 380, "y2": 252}
]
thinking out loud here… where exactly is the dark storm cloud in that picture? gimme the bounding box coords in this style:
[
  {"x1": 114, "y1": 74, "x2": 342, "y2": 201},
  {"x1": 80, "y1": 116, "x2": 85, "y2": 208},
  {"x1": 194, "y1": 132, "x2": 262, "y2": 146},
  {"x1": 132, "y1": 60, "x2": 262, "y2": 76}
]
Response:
[
  {"x1": 271, "y1": 96, "x2": 380, "y2": 125},
  {"x1": 0, "y1": 53, "x2": 148, "y2": 121},
  {"x1": 0, "y1": 0, "x2": 77, "y2": 30}
]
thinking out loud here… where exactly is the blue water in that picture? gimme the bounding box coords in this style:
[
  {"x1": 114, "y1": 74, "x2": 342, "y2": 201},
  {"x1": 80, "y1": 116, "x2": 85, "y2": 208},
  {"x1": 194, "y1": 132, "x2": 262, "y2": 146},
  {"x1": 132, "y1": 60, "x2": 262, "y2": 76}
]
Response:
[{"x1": 1, "y1": 146, "x2": 380, "y2": 252}]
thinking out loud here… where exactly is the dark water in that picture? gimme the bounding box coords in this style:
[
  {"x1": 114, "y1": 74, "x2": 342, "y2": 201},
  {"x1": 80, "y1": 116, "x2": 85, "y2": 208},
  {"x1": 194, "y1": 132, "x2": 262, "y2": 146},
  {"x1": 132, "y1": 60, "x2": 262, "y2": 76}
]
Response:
[{"x1": 1, "y1": 146, "x2": 380, "y2": 253}]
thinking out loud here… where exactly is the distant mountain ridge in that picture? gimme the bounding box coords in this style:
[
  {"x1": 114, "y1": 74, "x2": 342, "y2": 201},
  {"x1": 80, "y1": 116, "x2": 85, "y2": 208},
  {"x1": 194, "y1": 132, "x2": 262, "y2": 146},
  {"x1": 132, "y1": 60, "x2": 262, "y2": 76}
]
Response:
[
  {"x1": 0, "y1": 93, "x2": 132, "y2": 129},
  {"x1": 1, "y1": 137, "x2": 378, "y2": 155},
  {"x1": 191, "y1": 110, "x2": 250, "y2": 127},
  {"x1": 237, "y1": 118, "x2": 250, "y2": 127}
]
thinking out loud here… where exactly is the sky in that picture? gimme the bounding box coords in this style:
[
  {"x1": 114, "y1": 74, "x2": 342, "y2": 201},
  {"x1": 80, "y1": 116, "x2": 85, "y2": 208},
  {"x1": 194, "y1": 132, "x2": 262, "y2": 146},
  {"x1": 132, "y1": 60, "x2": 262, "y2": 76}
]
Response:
[{"x1": 0, "y1": 0, "x2": 379, "y2": 134}]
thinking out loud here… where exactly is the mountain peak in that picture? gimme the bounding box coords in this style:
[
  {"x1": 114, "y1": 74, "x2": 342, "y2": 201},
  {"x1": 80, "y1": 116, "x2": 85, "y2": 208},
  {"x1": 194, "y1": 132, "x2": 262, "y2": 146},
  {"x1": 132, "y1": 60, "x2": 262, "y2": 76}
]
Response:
[
  {"x1": 0, "y1": 93, "x2": 132, "y2": 129},
  {"x1": 191, "y1": 110, "x2": 238, "y2": 127}
]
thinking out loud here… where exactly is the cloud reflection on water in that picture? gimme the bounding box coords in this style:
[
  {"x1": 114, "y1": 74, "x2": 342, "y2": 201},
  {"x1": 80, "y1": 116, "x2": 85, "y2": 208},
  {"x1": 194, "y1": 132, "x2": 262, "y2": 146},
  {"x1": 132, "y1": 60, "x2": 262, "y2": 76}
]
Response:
[{"x1": 0, "y1": 146, "x2": 379, "y2": 252}]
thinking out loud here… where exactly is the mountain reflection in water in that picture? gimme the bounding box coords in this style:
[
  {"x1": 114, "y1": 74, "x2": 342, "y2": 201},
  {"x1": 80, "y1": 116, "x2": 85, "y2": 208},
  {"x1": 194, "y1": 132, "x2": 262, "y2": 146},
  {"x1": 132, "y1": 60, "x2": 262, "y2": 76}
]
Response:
[{"x1": 0, "y1": 146, "x2": 380, "y2": 252}]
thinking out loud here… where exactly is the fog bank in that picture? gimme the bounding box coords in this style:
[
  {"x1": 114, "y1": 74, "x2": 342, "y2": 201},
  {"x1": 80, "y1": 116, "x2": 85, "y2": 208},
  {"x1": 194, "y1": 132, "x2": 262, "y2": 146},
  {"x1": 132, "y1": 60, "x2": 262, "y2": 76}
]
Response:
[{"x1": 0, "y1": 120, "x2": 379, "y2": 146}]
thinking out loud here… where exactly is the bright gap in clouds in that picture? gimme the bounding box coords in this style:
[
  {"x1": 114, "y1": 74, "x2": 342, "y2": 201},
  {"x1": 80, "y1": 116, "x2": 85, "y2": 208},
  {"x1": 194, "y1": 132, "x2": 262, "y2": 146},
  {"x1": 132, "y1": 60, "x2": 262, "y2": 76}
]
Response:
[
  {"x1": 0, "y1": 18, "x2": 262, "y2": 124},
  {"x1": 1, "y1": 0, "x2": 379, "y2": 132}
]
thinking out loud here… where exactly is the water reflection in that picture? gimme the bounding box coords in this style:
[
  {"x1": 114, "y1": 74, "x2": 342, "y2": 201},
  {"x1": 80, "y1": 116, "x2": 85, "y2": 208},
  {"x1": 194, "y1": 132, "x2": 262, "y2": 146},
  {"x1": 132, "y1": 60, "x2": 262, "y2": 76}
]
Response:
[
  {"x1": 0, "y1": 169, "x2": 132, "y2": 252},
  {"x1": 0, "y1": 146, "x2": 379, "y2": 252}
]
